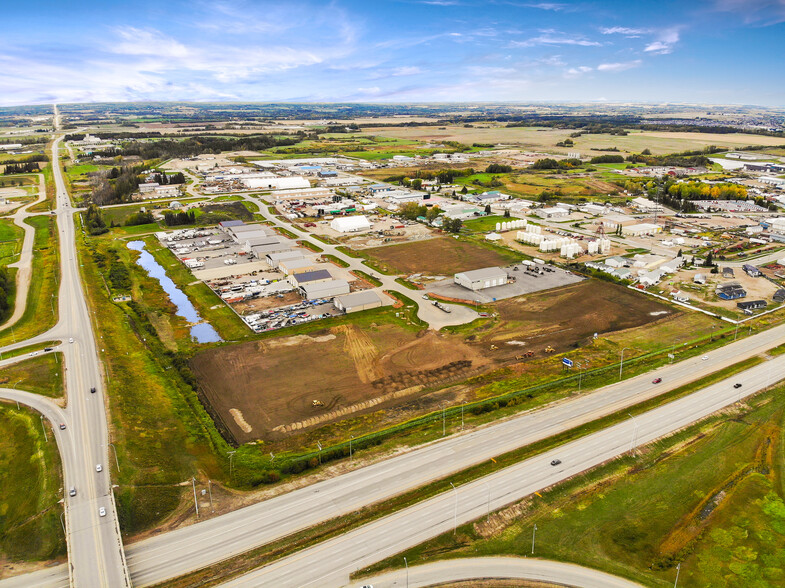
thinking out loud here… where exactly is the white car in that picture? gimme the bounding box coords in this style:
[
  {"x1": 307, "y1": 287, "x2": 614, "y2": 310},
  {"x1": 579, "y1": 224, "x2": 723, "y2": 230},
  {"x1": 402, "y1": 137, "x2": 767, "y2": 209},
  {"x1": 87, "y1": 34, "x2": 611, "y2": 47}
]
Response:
[
  {"x1": 701, "y1": 355, "x2": 709, "y2": 361},
  {"x1": 95, "y1": 464, "x2": 102, "y2": 472},
  {"x1": 98, "y1": 507, "x2": 106, "y2": 517},
  {"x1": 69, "y1": 338, "x2": 74, "y2": 343}
]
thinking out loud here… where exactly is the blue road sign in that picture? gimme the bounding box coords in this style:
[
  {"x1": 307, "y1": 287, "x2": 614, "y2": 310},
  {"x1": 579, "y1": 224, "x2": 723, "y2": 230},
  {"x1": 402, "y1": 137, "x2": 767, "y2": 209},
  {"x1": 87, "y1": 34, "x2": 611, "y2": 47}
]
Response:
[{"x1": 563, "y1": 358, "x2": 574, "y2": 368}]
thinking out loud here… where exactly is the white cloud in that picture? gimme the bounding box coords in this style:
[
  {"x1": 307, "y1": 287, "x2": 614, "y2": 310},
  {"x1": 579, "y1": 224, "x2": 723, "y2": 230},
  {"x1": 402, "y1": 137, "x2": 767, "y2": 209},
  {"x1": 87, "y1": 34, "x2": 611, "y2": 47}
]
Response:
[
  {"x1": 564, "y1": 65, "x2": 593, "y2": 77},
  {"x1": 600, "y1": 26, "x2": 650, "y2": 37},
  {"x1": 511, "y1": 30, "x2": 601, "y2": 48},
  {"x1": 644, "y1": 27, "x2": 681, "y2": 54},
  {"x1": 597, "y1": 60, "x2": 642, "y2": 72},
  {"x1": 712, "y1": 0, "x2": 785, "y2": 25}
]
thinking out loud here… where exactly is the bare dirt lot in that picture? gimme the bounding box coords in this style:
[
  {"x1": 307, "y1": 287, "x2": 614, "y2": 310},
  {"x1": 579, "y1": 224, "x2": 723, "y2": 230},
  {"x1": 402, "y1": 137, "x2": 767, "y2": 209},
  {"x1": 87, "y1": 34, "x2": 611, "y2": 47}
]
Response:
[
  {"x1": 364, "y1": 237, "x2": 519, "y2": 275},
  {"x1": 192, "y1": 323, "x2": 490, "y2": 443},
  {"x1": 191, "y1": 280, "x2": 673, "y2": 443},
  {"x1": 478, "y1": 280, "x2": 673, "y2": 359}
]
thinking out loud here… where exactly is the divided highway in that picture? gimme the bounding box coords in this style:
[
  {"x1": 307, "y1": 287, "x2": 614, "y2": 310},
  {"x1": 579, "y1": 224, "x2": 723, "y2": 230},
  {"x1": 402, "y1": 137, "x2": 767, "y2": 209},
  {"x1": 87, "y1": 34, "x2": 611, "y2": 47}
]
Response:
[
  {"x1": 226, "y1": 353, "x2": 785, "y2": 587},
  {"x1": 0, "y1": 126, "x2": 130, "y2": 586}
]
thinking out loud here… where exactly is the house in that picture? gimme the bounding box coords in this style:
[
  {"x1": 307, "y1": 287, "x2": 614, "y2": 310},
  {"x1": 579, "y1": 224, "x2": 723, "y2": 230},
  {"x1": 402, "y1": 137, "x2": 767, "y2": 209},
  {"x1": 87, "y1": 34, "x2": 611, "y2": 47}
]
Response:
[
  {"x1": 333, "y1": 290, "x2": 383, "y2": 313},
  {"x1": 331, "y1": 215, "x2": 371, "y2": 233},
  {"x1": 737, "y1": 300, "x2": 767, "y2": 311},
  {"x1": 722, "y1": 267, "x2": 735, "y2": 278},
  {"x1": 774, "y1": 289, "x2": 785, "y2": 303},
  {"x1": 694, "y1": 273, "x2": 706, "y2": 285},
  {"x1": 743, "y1": 264, "x2": 762, "y2": 277},
  {"x1": 454, "y1": 267, "x2": 508, "y2": 291},
  {"x1": 716, "y1": 283, "x2": 747, "y2": 300}
]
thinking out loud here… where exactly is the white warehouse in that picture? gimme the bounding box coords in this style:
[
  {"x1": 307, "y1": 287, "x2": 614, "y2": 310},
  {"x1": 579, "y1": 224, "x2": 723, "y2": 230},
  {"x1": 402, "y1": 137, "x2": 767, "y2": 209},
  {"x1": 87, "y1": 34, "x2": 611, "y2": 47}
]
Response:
[
  {"x1": 331, "y1": 215, "x2": 371, "y2": 233},
  {"x1": 454, "y1": 267, "x2": 508, "y2": 291}
]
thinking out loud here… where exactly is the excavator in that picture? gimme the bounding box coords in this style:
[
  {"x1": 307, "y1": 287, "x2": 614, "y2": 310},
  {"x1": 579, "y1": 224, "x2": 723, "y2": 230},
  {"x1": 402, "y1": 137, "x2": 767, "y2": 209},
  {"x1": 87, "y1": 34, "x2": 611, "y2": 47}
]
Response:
[{"x1": 544, "y1": 346, "x2": 555, "y2": 353}]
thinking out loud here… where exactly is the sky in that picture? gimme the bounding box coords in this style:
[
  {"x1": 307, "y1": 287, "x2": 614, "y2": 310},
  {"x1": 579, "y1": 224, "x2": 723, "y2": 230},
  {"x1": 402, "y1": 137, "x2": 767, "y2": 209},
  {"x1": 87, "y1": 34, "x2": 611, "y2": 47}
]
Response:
[{"x1": 1, "y1": 0, "x2": 784, "y2": 107}]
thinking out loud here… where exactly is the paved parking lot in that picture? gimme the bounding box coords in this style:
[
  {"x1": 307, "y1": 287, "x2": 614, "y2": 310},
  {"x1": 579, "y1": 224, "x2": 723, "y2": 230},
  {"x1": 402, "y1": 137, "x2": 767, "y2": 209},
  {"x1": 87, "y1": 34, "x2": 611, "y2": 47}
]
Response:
[{"x1": 425, "y1": 263, "x2": 583, "y2": 303}]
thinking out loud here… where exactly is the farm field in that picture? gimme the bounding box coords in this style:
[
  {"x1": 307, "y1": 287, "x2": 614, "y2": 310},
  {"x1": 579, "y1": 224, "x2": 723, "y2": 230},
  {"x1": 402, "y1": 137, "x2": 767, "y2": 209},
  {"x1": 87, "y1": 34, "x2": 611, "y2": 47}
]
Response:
[
  {"x1": 190, "y1": 280, "x2": 673, "y2": 443},
  {"x1": 362, "y1": 237, "x2": 519, "y2": 275},
  {"x1": 361, "y1": 125, "x2": 785, "y2": 156}
]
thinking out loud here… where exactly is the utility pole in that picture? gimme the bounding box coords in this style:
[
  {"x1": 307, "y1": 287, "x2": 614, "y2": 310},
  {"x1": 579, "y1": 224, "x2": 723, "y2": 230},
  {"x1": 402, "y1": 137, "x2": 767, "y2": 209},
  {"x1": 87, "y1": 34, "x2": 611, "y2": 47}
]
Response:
[
  {"x1": 442, "y1": 404, "x2": 446, "y2": 437},
  {"x1": 40, "y1": 415, "x2": 47, "y2": 441},
  {"x1": 674, "y1": 562, "x2": 681, "y2": 588},
  {"x1": 404, "y1": 556, "x2": 409, "y2": 588},
  {"x1": 208, "y1": 479, "x2": 214, "y2": 513},
  {"x1": 349, "y1": 434, "x2": 354, "y2": 460},
  {"x1": 109, "y1": 443, "x2": 120, "y2": 472}
]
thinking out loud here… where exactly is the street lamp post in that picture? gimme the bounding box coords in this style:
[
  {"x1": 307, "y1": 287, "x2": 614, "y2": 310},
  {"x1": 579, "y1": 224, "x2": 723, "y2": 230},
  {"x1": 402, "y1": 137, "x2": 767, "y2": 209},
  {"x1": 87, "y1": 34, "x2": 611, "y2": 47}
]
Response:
[
  {"x1": 674, "y1": 562, "x2": 681, "y2": 588},
  {"x1": 404, "y1": 556, "x2": 409, "y2": 588},
  {"x1": 108, "y1": 443, "x2": 120, "y2": 472},
  {"x1": 442, "y1": 403, "x2": 446, "y2": 437},
  {"x1": 191, "y1": 477, "x2": 199, "y2": 518},
  {"x1": 228, "y1": 451, "x2": 236, "y2": 480},
  {"x1": 531, "y1": 523, "x2": 537, "y2": 555},
  {"x1": 40, "y1": 415, "x2": 47, "y2": 441},
  {"x1": 450, "y1": 482, "x2": 457, "y2": 535},
  {"x1": 619, "y1": 347, "x2": 631, "y2": 381},
  {"x1": 208, "y1": 479, "x2": 214, "y2": 513},
  {"x1": 349, "y1": 434, "x2": 354, "y2": 461}
]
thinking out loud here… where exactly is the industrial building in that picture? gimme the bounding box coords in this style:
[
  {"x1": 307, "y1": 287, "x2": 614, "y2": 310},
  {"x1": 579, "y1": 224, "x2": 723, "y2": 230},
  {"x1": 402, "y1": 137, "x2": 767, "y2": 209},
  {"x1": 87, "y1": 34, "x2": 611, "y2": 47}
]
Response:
[
  {"x1": 331, "y1": 215, "x2": 371, "y2": 233},
  {"x1": 333, "y1": 290, "x2": 383, "y2": 313},
  {"x1": 279, "y1": 258, "x2": 320, "y2": 275},
  {"x1": 621, "y1": 223, "x2": 663, "y2": 237},
  {"x1": 289, "y1": 269, "x2": 333, "y2": 288},
  {"x1": 242, "y1": 176, "x2": 310, "y2": 190},
  {"x1": 454, "y1": 267, "x2": 509, "y2": 291},
  {"x1": 300, "y1": 279, "x2": 350, "y2": 300},
  {"x1": 250, "y1": 242, "x2": 294, "y2": 258},
  {"x1": 534, "y1": 207, "x2": 569, "y2": 219},
  {"x1": 266, "y1": 251, "x2": 305, "y2": 268}
]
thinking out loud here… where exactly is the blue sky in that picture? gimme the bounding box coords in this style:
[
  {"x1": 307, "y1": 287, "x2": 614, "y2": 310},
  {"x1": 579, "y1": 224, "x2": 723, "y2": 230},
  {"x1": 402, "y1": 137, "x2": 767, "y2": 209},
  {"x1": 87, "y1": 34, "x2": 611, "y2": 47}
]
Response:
[{"x1": 1, "y1": 0, "x2": 784, "y2": 106}]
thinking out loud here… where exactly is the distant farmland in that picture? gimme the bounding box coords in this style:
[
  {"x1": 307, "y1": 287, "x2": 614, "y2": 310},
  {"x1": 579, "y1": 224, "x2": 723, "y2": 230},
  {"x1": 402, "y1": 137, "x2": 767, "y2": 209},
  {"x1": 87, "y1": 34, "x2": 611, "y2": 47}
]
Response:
[{"x1": 361, "y1": 125, "x2": 785, "y2": 156}]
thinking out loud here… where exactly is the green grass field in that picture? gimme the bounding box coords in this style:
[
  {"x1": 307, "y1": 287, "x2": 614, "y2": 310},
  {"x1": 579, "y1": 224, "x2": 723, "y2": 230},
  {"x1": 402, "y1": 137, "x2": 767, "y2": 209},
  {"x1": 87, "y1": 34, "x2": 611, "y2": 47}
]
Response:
[
  {"x1": 0, "y1": 216, "x2": 60, "y2": 346},
  {"x1": 0, "y1": 405, "x2": 65, "y2": 561},
  {"x1": 0, "y1": 219, "x2": 24, "y2": 266},
  {"x1": 360, "y1": 383, "x2": 785, "y2": 588},
  {"x1": 0, "y1": 353, "x2": 65, "y2": 397}
]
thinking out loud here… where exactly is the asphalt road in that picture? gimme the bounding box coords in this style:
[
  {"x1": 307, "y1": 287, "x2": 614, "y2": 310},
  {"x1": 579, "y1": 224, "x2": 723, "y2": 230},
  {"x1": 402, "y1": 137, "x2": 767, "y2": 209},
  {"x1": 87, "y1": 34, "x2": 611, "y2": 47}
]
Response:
[
  {"x1": 0, "y1": 120, "x2": 130, "y2": 587},
  {"x1": 6, "y1": 312, "x2": 784, "y2": 588},
  {"x1": 225, "y1": 354, "x2": 785, "y2": 587},
  {"x1": 357, "y1": 556, "x2": 644, "y2": 588}
]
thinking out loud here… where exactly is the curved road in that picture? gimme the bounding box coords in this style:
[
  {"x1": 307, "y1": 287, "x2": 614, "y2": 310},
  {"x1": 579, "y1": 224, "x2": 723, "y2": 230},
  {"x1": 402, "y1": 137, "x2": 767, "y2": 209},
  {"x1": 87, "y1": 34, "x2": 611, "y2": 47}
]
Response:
[
  {"x1": 356, "y1": 557, "x2": 643, "y2": 588},
  {"x1": 0, "y1": 172, "x2": 47, "y2": 330}
]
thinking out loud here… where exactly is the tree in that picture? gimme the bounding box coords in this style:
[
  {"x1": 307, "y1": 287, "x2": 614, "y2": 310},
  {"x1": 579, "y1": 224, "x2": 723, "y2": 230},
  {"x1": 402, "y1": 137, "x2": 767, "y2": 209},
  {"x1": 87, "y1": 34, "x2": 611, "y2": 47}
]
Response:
[
  {"x1": 425, "y1": 206, "x2": 442, "y2": 222},
  {"x1": 398, "y1": 202, "x2": 426, "y2": 221},
  {"x1": 411, "y1": 179, "x2": 422, "y2": 190},
  {"x1": 460, "y1": 185, "x2": 468, "y2": 194},
  {"x1": 443, "y1": 218, "x2": 463, "y2": 233},
  {"x1": 503, "y1": 209, "x2": 510, "y2": 218},
  {"x1": 703, "y1": 251, "x2": 714, "y2": 267},
  {"x1": 484, "y1": 204, "x2": 492, "y2": 214}
]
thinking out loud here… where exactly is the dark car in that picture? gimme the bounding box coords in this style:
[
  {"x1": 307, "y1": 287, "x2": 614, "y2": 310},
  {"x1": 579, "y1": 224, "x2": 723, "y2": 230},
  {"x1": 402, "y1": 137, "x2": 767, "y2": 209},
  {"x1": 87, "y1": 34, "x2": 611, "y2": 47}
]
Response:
[
  {"x1": 652, "y1": 377, "x2": 662, "y2": 384},
  {"x1": 90, "y1": 387, "x2": 96, "y2": 394},
  {"x1": 59, "y1": 423, "x2": 66, "y2": 430},
  {"x1": 733, "y1": 383, "x2": 742, "y2": 389},
  {"x1": 550, "y1": 459, "x2": 562, "y2": 466}
]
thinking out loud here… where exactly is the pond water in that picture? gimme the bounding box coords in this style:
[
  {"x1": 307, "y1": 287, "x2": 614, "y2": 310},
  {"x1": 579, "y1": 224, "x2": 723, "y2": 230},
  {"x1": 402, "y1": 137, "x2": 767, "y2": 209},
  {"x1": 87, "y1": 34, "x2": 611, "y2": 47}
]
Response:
[{"x1": 127, "y1": 241, "x2": 222, "y2": 343}]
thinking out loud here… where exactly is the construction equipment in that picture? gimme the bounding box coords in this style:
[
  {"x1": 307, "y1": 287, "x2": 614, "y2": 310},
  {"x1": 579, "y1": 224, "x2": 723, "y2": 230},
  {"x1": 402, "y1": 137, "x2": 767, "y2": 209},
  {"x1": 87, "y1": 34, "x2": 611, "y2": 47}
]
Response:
[
  {"x1": 515, "y1": 351, "x2": 535, "y2": 360},
  {"x1": 312, "y1": 400, "x2": 324, "y2": 407},
  {"x1": 544, "y1": 346, "x2": 555, "y2": 353},
  {"x1": 490, "y1": 344, "x2": 498, "y2": 350}
]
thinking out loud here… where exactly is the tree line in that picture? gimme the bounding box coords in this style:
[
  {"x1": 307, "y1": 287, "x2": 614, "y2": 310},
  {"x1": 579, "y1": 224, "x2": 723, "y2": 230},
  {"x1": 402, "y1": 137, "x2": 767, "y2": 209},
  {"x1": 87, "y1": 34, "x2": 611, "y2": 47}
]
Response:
[
  {"x1": 91, "y1": 134, "x2": 301, "y2": 161},
  {"x1": 3, "y1": 162, "x2": 40, "y2": 174}
]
